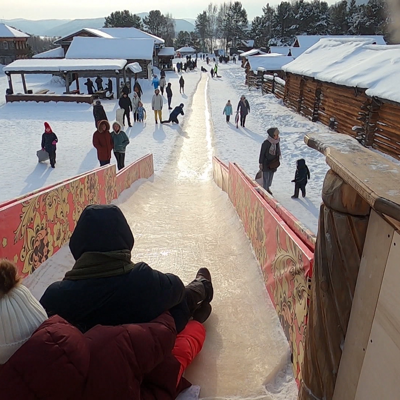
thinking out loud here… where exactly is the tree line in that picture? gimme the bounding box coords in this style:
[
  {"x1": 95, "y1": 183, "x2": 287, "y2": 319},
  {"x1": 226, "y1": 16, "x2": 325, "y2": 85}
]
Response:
[
  {"x1": 104, "y1": 0, "x2": 391, "y2": 53},
  {"x1": 194, "y1": 0, "x2": 390, "y2": 51}
]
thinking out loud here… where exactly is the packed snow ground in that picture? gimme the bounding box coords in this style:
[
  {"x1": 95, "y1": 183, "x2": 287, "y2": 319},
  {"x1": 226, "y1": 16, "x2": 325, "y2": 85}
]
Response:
[{"x1": 0, "y1": 60, "x2": 330, "y2": 232}]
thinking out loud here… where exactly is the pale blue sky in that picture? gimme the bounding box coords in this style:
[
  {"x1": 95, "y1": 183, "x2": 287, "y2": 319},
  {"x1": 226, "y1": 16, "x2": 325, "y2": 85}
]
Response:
[{"x1": 0, "y1": 0, "x2": 340, "y2": 21}]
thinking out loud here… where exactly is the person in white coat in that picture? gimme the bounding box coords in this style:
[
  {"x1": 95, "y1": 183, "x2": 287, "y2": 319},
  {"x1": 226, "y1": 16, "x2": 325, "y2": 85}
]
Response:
[
  {"x1": 151, "y1": 89, "x2": 163, "y2": 124},
  {"x1": 131, "y1": 92, "x2": 140, "y2": 122},
  {"x1": 159, "y1": 76, "x2": 167, "y2": 95}
]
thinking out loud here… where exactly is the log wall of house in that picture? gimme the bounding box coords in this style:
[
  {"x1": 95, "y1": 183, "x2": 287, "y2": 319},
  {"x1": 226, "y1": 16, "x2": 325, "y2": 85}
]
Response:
[
  {"x1": 261, "y1": 75, "x2": 285, "y2": 100},
  {"x1": 284, "y1": 74, "x2": 303, "y2": 112},
  {"x1": 281, "y1": 73, "x2": 400, "y2": 161},
  {"x1": 318, "y1": 83, "x2": 370, "y2": 138},
  {"x1": 373, "y1": 102, "x2": 400, "y2": 160}
]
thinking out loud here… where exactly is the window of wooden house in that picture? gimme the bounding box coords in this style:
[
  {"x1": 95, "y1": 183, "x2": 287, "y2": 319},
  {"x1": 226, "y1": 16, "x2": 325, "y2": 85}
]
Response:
[
  {"x1": 10, "y1": 42, "x2": 15, "y2": 49},
  {"x1": 3, "y1": 41, "x2": 8, "y2": 50}
]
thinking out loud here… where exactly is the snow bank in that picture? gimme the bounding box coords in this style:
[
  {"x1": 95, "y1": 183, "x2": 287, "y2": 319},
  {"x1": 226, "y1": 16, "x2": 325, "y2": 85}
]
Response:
[{"x1": 283, "y1": 38, "x2": 400, "y2": 104}]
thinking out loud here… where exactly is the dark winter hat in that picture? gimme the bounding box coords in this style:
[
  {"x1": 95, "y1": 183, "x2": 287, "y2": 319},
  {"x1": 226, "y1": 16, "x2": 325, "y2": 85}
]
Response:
[
  {"x1": 180, "y1": 103, "x2": 184, "y2": 108},
  {"x1": 69, "y1": 204, "x2": 134, "y2": 260},
  {"x1": 267, "y1": 127, "x2": 278, "y2": 137},
  {"x1": 95, "y1": 100, "x2": 101, "y2": 105},
  {"x1": 44, "y1": 122, "x2": 52, "y2": 133}
]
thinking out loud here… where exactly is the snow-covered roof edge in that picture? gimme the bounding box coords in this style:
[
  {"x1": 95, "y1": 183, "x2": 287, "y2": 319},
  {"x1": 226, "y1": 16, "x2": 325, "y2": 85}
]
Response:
[
  {"x1": 0, "y1": 23, "x2": 29, "y2": 38},
  {"x1": 33, "y1": 47, "x2": 65, "y2": 59}
]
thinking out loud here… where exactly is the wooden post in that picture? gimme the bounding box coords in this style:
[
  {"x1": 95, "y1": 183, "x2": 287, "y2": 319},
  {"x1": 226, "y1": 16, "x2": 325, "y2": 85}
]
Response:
[
  {"x1": 364, "y1": 98, "x2": 380, "y2": 147},
  {"x1": 6, "y1": 72, "x2": 14, "y2": 94},
  {"x1": 65, "y1": 73, "x2": 70, "y2": 94},
  {"x1": 21, "y1": 73, "x2": 27, "y2": 94},
  {"x1": 75, "y1": 73, "x2": 80, "y2": 93},
  {"x1": 299, "y1": 169, "x2": 371, "y2": 400}
]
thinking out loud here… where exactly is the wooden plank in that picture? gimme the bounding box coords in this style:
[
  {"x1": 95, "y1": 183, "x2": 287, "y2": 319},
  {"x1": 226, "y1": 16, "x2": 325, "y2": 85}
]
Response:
[
  {"x1": 354, "y1": 230, "x2": 400, "y2": 400},
  {"x1": 333, "y1": 211, "x2": 394, "y2": 400},
  {"x1": 305, "y1": 132, "x2": 400, "y2": 220}
]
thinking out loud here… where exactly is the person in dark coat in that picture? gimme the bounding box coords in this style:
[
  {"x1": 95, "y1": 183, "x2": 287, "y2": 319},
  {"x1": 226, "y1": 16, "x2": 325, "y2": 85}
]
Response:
[
  {"x1": 179, "y1": 76, "x2": 185, "y2": 94},
  {"x1": 237, "y1": 95, "x2": 250, "y2": 127},
  {"x1": 0, "y1": 260, "x2": 207, "y2": 400},
  {"x1": 41, "y1": 122, "x2": 58, "y2": 168},
  {"x1": 40, "y1": 204, "x2": 214, "y2": 334},
  {"x1": 118, "y1": 93, "x2": 133, "y2": 127},
  {"x1": 133, "y1": 80, "x2": 143, "y2": 99},
  {"x1": 92, "y1": 120, "x2": 113, "y2": 166},
  {"x1": 259, "y1": 127, "x2": 281, "y2": 195},
  {"x1": 291, "y1": 158, "x2": 310, "y2": 198},
  {"x1": 122, "y1": 83, "x2": 130, "y2": 96},
  {"x1": 93, "y1": 100, "x2": 108, "y2": 128},
  {"x1": 106, "y1": 78, "x2": 113, "y2": 94},
  {"x1": 166, "y1": 82, "x2": 173, "y2": 110},
  {"x1": 95, "y1": 76, "x2": 103, "y2": 91},
  {"x1": 84, "y1": 78, "x2": 95, "y2": 94},
  {"x1": 162, "y1": 103, "x2": 184, "y2": 124},
  {"x1": 111, "y1": 121, "x2": 130, "y2": 170}
]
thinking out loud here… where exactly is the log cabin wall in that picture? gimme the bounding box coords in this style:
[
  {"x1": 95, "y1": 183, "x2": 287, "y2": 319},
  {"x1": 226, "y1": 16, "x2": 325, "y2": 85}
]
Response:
[
  {"x1": 299, "y1": 77, "x2": 320, "y2": 122},
  {"x1": 317, "y1": 83, "x2": 369, "y2": 138},
  {"x1": 284, "y1": 73, "x2": 304, "y2": 113},
  {"x1": 373, "y1": 101, "x2": 400, "y2": 160},
  {"x1": 261, "y1": 75, "x2": 285, "y2": 100}
]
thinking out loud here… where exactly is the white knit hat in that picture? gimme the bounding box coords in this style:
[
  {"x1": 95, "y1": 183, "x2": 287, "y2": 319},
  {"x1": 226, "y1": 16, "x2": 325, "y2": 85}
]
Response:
[{"x1": 0, "y1": 284, "x2": 48, "y2": 364}]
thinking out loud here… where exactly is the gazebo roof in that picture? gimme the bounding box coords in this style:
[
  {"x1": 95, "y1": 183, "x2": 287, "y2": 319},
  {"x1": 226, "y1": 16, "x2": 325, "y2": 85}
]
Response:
[
  {"x1": 65, "y1": 37, "x2": 154, "y2": 60},
  {"x1": 4, "y1": 58, "x2": 127, "y2": 74},
  {"x1": 176, "y1": 46, "x2": 196, "y2": 53},
  {"x1": 158, "y1": 47, "x2": 175, "y2": 56}
]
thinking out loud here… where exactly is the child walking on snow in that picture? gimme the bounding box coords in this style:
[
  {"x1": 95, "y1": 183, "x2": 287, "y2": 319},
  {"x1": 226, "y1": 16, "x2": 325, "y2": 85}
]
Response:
[
  {"x1": 137, "y1": 102, "x2": 146, "y2": 122},
  {"x1": 291, "y1": 159, "x2": 310, "y2": 198},
  {"x1": 223, "y1": 100, "x2": 233, "y2": 122}
]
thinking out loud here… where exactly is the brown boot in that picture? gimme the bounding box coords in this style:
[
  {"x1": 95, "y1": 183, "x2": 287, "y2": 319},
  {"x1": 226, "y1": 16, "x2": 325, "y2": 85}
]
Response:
[{"x1": 195, "y1": 268, "x2": 213, "y2": 303}]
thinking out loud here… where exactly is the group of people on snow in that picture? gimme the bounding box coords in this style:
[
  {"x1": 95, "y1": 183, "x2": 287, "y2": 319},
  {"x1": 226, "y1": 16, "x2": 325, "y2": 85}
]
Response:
[{"x1": 0, "y1": 203, "x2": 214, "y2": 399}]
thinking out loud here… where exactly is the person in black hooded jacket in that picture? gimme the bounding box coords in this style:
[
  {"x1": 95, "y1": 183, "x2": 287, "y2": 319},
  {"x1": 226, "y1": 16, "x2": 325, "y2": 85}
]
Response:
[
  {"x1": 291, "y1": 158, "x2": 310, "y2": 198},
  {"x1": 40, "y1": 204, "x2": 214, "y2": 334},
  {"x1": 93, "y1": 100, "x2": 108, "y2": 128},
  {"x1": 161, "y1": 103, "x2": 184, "y2": 124}
]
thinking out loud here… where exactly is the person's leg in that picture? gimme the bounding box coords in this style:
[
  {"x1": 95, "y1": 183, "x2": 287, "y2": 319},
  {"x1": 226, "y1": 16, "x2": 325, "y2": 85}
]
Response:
[
  {"x1": 127, "y1": 110, "x2": 132, "y2": 127},
  {"x1": 123, "y1": 110, "x2": 127, "y2": 125},
  {"x1": 172, "y1": 117, "x2": 179, "y2": 124},
  {"x1": 154, "y1": 110, "x2": 158, "y2": 123},
  {"x1": 242, "y1": 115, "x2": 247, "y2": 127},
  {"x1": 100, "y1": 160, "x2": 109, "y2": 166},
  {"x1": 158, "y1": 110, "x2": 162, "y2": 122},
  {"x1": 172, "y1": 321, "x2": 206, "y2": 386},
  {"x1": 133, "y1": 111, "x2": 137, "y2": 122},
  {"x1": 120, "y1": 153, "x2": 125, "y2": 169},
  {"x1": 301, "y1": 184, "x2": 306, "y2": 198},
  {"x1": 168, "y1": 97, "x2": 172, "y2": 109},
  {"x1": 169, "y1": 268, "x2": 213, "y2": 333},
  {"x1": 292, "y1": 184, "x2": 300, "y2": 198},
  {"x1": 49, "y1": 151, "x2": 55, "y2": 168}
]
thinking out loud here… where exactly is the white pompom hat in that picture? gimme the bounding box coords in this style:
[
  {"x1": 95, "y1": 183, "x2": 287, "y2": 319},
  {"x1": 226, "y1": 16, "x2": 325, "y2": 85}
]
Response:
[{"x1": 0, "y1": 284, "x2": 48, "y2": 364}]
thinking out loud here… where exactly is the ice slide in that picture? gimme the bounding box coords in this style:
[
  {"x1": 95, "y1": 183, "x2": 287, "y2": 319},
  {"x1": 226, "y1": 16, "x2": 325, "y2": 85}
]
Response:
[{"x1": 24, "y1": 74, "x2": 294, "y2": 398}]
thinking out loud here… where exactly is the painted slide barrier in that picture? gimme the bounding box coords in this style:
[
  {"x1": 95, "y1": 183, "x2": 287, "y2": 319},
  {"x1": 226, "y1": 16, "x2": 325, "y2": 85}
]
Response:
[
  {"x1": 0, "y1": 154, "x2": 154, "y2": 278},
  {"x1": 213, "y1": 157, "x2": 314, "y2": 384}
]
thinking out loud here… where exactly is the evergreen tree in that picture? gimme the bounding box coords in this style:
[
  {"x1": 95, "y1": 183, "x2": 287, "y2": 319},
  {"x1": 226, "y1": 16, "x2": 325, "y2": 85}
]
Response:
[
  {"x1": 195, "y1": 11, "x2": 210, "y2": 52},
  {"x1": 217, "y1": 2, "x2": 231, "y2": 51},
  {"x1": 329, "y1": 0, "x2": 348, "y2": 34},
  {"x1": 175, "y1": 31, "x2": 191, "y2": 48},
  {"x1": 104, "y1": 10, "x2": 143, "y2": 29},
  {"x1": 223, "y1": 1, "x2": 249, "y2": 48},
  {"x1": 143, "y1": 10, "x2": 166, "y2": 37},
  {"x1": 272, "y1": 1, "x2": 296, "y2": 45}
]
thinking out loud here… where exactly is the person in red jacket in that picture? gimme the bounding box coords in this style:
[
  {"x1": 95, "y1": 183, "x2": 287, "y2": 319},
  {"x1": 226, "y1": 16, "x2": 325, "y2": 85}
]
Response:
[
  {"x1": 92, "y1": 120, "x2": 113, "y2": 166},
  {"x1": 0, "y1": 259, "x2": 206, "y2": 399}
]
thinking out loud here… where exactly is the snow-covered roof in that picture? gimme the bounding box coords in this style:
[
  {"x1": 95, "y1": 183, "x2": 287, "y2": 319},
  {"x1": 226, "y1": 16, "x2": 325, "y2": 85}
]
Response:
[
  {"x1": 269, "y1": 46, "x2": 304, "y2": 58},
  {"x1": 294, "y1": 35, "x2": 386, "y2": 48},
  {"x1": 247, "y1": 54, "x2": 294, "y2": 72},
  {"x1": 176, "y1": 46, "x2": 196, "y2": 53},
  {"x1": 126, "y1": 62, "x2": 142, "y2": 73},
  {"x1": 158, "y1": 47, "x2": 175, "y2": 57},
  {"x1": 4, "y1": 58, "x2": 127, "y2": 73},
  {"x1": 240, "y1": 49, "x2": 266, "y2": 58},
  {"x1": 65, "y1": 37, "x2": 154, "y2": 60},
  {"x1": 282, "y1": 38, "x2": 400, "y2": 104},
  {"x1": 98, "y1": 28, "x2": 164, "y2": 44},
  {"x1": 0, "y1": 23, "x2": 29, "y2": 38},
  {"x1": 33, "y1": 47, "x2": 65, "y2": 59}
]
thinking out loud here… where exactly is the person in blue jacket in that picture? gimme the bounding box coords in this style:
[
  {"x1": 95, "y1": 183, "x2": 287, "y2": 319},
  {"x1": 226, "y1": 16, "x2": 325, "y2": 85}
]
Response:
[
  {"x1": 152, "y1": 75, "x2": 160, "y2": 90},
  {"x1": 223, "y1": 100, "x2": 233, "y2": 122},
  {"x1": 161, "y1": 103, "x2": 184, "y2": 124},
  {"x1": 41, "y1": 122, "x2": 58, "y2": 168}
]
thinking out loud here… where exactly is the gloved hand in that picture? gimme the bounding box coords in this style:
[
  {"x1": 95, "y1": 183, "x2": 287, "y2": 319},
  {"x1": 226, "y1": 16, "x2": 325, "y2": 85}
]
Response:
[
  {"x1": 52, "y1": 141, "x2": 57, "y2": 145},
  {"x1": 291, "y1": 180, "x2": 295, "y2": 182},
  {"x1": 42, "y1": 148, "x2": 45, "y2": 151},
  {"x1": 259, "y1": 163, "x2": 263, "y2": 170}
]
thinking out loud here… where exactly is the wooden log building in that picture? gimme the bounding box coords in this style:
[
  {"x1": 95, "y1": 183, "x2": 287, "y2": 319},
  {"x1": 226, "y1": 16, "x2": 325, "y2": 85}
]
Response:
[{"x1": 282, "y1": 38, "x2": 400, "y2": 160}]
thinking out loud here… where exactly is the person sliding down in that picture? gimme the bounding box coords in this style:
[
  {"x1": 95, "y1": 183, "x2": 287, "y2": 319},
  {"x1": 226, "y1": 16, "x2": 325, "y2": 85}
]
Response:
[{"x1": 162, "y1": 103, "x2": 184, "y2": 124}]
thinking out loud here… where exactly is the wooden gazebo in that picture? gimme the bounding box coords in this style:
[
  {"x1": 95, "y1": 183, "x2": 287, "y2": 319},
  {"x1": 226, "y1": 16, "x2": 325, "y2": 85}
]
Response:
[{"x1": 3, "y1": 58, "x2": 128, "y2": 103}]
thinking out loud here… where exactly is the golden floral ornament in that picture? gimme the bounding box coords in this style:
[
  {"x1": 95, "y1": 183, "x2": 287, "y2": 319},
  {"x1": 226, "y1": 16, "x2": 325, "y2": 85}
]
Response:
[
  {"x1": 55, "y1": 187, "x2": 70, "y2": 220},
  {"x1": 2, "y1": 237, "x2": 6, "y2": 247},
  {"x1": 20, "y1": 213, "x2": 53, "y2": 274},
  {"x1": 53, "y1": 220, "x2": 67, "y2": 248},
  {"x1": 85, "y1": 173, "x2": 99, "y2": 204}
]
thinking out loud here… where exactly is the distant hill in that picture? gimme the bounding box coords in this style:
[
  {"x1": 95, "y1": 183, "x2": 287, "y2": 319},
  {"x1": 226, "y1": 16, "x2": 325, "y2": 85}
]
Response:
[{"x1": 1, "y1": 16, "x2": 195, "y2": 38}]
